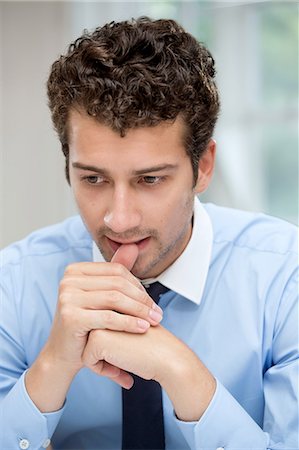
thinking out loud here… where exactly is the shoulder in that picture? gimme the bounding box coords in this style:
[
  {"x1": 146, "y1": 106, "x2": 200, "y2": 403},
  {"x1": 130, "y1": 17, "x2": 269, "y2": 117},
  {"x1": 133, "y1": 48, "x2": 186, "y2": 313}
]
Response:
[
  {"x1": 0, "y1": 215, "x2": 92, "y2": 271},
  {"x1": 204, "y1": 203, "x2": 298, "y2": 256},
  {"x1": 203, "y1": 203, "x2": 298, "y2": 321}
]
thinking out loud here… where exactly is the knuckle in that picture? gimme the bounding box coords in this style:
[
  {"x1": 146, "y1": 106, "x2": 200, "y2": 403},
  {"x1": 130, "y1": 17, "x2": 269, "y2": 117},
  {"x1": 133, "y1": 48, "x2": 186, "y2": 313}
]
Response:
[
  {"x1": 113, "y1": 263, "x2": 126, "y2": 276},
  {"x1": 59, "y1": 304, "x2": 74, "y2": 325},
  {"x1": 88, "y1": 329, "x2": 99, "y2": 344},
  {"x1": 59, "y1": 279, "x2": 81, "y2": 304},
  {"x1": 115, "y1": 276, "x2": 126, "y2": 290},
  {"x1": 135, "y1": 302, "x2": 146, "y2": 316},
  {"x1": 59, "y1": 289, "x2": 73, "y2": 305},
  {"x1": 102, "y1": 310, "x2": 115, "y2": 327},
  {"x1": 140, "y1": 291, "x2": 150, "y2": 305},
  {"x1": 124, "y1": 315, "x2": 135, "y2": 331},
  {"x1": 64, "y1": 262, "x2": 87, "y2": 276},
  {"x1": 122, "y1": 314, "x2": 130, "y2": 329},
  {"x1": 107, "y1": 290, "x2": 120, "y2": 306},
  {"x1": 64, "y1": 263, "x2": 77, "y2": 275},
  {"x1": 59, "y1": 277, "x2": 72, "y2": 291}
]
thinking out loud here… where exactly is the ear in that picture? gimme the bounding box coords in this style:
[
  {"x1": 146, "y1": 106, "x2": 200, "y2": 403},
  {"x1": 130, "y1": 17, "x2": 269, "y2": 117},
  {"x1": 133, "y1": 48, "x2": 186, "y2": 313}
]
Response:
[{"x1": 194, "y1": 139, "x2": 216, "y2": 194}]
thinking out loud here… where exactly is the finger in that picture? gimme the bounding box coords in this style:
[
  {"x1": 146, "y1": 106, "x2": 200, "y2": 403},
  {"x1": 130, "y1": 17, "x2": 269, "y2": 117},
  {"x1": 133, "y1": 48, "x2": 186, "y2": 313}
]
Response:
[
  {"x1": 93, "y1": 360, "x2": 121, "y2": 377},
  {"x1": 111, "y1": 243, "x2": 139, "y2": 271},
  {"x1": 62, "y1": 278, "x2": 162, "y2": 314},
  {"x1": 79, "y1": 290, "x2": 163, "y2": 325},
  {"x1": 88, "y1": 360, "x2": 134, "y2": 389},
  {"x1": 83, "y1": 328, "x2": 159, "y2": 382},
  {"x1": 80, "y1": 308, "x2": 162, "y2": 333},
  {"x1": 110, "y1": 371, "x2": 134, "y2": 389},
  {"x1": 64, "y1": 260, "x2": 143, "y2": 291}
]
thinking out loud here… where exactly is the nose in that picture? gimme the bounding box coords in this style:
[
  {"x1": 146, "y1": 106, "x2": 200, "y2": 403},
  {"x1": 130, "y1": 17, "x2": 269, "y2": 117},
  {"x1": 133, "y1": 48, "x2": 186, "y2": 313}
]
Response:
[{"x1": 104, "y1": 187, "x2": 142, "y2": 234}]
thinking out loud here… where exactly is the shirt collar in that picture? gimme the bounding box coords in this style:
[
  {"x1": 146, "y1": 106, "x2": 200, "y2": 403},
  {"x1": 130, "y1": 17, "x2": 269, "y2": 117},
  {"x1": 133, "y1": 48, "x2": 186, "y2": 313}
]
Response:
[{"x1": 92, "y1": 197, "x2": 213, "y2": 305}]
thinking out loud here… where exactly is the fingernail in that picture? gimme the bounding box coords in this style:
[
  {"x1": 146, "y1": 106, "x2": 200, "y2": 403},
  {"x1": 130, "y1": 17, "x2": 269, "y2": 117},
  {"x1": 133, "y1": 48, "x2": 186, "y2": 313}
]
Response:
[
  {"x1": 137, "y1": 319, "x2": 150, "y2": 330},
  {"x1": 149, "y1": 309, "x2": 163, "y2": 322},
  {"x1": 153, "y1": 303, "x2": 163, "y2": 315}
]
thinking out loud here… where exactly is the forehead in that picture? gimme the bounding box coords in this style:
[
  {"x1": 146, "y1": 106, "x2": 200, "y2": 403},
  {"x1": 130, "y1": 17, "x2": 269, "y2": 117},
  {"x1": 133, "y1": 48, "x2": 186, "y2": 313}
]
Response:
[{"x1": 68, "y1": 109, "x2": 188, "y2": 161}]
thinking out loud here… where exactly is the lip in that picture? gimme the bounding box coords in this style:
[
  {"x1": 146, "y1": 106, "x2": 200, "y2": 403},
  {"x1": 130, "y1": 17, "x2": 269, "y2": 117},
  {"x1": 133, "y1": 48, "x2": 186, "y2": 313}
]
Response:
[{"x1": 106, "y1": 236, "x2": 151, "y2": 252}]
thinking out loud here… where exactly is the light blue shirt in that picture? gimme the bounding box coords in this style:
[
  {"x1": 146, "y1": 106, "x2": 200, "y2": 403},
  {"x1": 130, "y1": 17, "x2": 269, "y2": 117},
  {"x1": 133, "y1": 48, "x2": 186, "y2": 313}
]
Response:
[{"x1": 0, "y1": 201, "x2": 298, "y2": 450}]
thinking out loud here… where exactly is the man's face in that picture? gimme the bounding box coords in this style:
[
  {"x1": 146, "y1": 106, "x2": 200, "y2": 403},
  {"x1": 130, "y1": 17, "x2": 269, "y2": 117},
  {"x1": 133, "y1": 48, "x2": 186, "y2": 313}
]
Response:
[{"x1": 68, "y1": 109, "x2": 212, "y2": 279}]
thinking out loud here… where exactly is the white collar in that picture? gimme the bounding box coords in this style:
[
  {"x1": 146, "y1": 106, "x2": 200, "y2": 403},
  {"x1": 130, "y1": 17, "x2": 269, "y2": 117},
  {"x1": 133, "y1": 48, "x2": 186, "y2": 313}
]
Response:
[{"x1": 92, "y1": 197, "x2": 213, "y2": 305}]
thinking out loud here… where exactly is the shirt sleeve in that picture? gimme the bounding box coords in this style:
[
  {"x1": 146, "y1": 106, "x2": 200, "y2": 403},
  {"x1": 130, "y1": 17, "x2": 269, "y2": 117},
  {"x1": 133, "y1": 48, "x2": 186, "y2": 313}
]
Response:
[
  {"x1": 174, "y1": 271, "x2": 299, "y2": 450},
  {"x1": 0, "y1": 264, "x2": 64, "y2": 450},
  {"x1": 0, "y1": 371, "x2": 65, "y2": 450}
]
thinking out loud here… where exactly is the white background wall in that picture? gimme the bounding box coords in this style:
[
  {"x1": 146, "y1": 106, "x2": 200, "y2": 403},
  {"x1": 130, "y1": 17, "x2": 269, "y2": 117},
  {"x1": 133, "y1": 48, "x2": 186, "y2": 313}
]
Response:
[
  {"x1": 0, "y1": 2, "x2": 77, "y2": 248},
  {"x1": 0, "y1": 1, "x2": 297, "y2": 248}
]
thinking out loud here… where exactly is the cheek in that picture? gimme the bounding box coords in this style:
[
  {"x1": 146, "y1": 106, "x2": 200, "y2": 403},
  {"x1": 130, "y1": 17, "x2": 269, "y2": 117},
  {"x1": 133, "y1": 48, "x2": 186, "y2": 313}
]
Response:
[
  {"x1": 70, "y1": 177, "x2": 97, "y2": 213},
  {"x1": 72, "y1": 188, "x2": 99, "y2": 226},
  {"x1": 156, "y1": 194, "x2": 193, "y2": 234}
]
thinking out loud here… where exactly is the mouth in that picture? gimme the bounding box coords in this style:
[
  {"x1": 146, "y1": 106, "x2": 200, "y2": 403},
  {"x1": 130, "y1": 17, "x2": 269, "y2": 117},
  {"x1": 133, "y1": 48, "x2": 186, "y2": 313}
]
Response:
[{"x1": 106, "y1": 236, "x2": 151, "y2": 252}]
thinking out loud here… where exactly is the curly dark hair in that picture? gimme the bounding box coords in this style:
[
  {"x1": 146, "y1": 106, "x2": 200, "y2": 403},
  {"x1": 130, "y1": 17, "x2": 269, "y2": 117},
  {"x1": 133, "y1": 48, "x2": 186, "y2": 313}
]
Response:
[{"x1": 47, "y1": 17, "x2": 220, "y2": 183}]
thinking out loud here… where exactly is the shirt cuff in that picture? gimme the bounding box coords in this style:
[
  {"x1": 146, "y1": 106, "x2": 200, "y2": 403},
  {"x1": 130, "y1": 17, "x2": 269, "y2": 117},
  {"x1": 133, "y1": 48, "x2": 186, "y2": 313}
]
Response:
[
  {"x1": 1, "y1": 370, "x2": 65, "y2": 449},
  {"x1": 174, "y1": 379, "x2": 270, "y2": 450}
]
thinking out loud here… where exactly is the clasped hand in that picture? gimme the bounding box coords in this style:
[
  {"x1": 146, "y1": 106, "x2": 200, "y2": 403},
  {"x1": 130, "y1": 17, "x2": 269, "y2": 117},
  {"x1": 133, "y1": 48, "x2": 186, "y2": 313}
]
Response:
[
  {"x1": 32, "y1": 244, "x2": 215, "y2": 422},
  {"x1": 76, "y1": 245, "x2": 201, "y2": 399},
  {"x1": 45, "y1": 244, "x2": 164, "y2": 374}
]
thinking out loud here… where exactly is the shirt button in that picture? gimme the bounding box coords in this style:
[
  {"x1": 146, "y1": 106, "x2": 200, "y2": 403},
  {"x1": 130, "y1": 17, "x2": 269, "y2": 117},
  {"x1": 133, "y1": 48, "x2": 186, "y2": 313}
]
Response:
[
  {"x1": 42, "y1": 438, "x2": 51, "y2": 448},
  {"x1": 19, "y1": 439, "x2": 30, "y2": 449}
]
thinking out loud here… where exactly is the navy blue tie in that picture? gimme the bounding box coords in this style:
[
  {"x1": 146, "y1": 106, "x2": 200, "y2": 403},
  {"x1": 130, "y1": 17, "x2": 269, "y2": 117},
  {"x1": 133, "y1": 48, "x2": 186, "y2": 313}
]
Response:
[{"x1": 122, "y1": 282, "x2": 169, "y2": 450}]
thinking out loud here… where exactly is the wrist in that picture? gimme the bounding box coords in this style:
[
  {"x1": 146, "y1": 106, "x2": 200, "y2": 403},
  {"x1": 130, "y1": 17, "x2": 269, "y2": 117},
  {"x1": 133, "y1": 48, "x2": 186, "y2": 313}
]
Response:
[
  {"x1": 40, "y1": 345, "x2": 83, "y2": 377},
  {"x1": 159, "y1": 348, "x2": 216, "y2": 422},
  {"x1": 25, "y1": 350, "x2": 81, "y2": 413}
]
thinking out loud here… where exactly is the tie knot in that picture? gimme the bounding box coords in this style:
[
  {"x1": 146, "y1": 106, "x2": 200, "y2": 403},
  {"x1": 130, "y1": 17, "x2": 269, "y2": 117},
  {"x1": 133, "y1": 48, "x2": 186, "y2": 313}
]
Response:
[{"x1": 144, "y1": 282, "x2": 169, "y2": 304}]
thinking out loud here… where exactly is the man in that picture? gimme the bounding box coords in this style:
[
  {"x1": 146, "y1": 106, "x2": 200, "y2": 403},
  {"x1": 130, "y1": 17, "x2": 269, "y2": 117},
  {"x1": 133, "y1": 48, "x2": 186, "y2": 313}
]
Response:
[{"x1": 0, "y1": 17, "x2": 298, "y2": 450}]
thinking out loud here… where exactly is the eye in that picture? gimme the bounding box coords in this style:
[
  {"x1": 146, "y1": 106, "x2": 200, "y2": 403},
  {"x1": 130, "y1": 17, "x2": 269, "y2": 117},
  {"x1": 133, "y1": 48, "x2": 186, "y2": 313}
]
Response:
[
  {"x1": 141, "y1": 176, "x2": 163, "y2": 185},
  {"x1": 81, "y1": 175, "x2": 104, "y2": 185}
]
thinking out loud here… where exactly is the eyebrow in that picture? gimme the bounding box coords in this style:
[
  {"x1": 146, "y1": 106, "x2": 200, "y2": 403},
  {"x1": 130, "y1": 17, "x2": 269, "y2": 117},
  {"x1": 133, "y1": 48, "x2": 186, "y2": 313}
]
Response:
[{"x1": 72, "y1": 162, "x2": 178, "y2": 175}]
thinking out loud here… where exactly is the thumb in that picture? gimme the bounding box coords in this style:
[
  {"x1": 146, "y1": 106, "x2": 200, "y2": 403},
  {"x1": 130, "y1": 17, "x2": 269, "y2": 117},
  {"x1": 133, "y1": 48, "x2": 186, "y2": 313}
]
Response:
[{"x1": 111, "y1": 244, "x2": 139, "y2": 271}]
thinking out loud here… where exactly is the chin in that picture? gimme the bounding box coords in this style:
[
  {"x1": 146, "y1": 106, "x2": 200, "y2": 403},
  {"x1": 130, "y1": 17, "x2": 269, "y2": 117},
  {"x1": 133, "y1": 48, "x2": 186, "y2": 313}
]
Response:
[
  {"x1": 130, "y1": 261, "x2": 151, "y2": 280},
  {"x1": 132, "y1": 263, "x2": 159, "y2": 280},
  {"x1": 130, "y1": 265, "x2": 145, "y2": 279}
]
